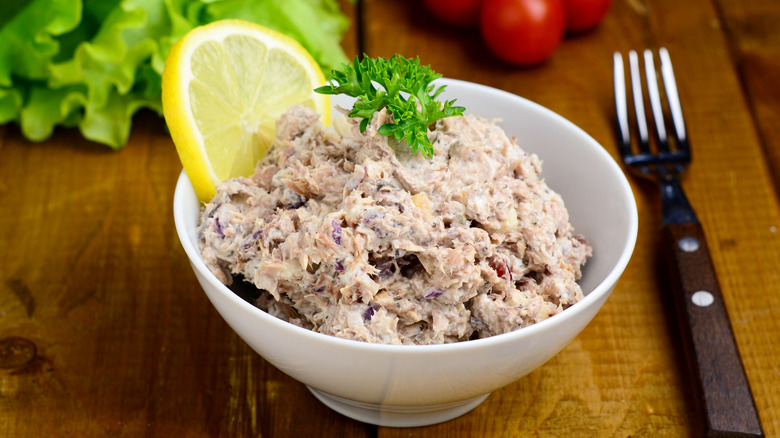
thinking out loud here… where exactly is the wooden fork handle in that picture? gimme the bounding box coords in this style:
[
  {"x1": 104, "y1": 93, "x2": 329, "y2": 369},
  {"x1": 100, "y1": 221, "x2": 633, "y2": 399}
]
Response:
[{"x1": 663, "y1": 222, "x2": 764, "y2": 437}]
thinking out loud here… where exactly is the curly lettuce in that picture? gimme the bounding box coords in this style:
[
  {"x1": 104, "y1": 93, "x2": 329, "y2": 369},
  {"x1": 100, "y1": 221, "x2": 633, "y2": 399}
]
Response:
[{"x1": 0, "y1": 0, "x2": 350, "y2": 148}]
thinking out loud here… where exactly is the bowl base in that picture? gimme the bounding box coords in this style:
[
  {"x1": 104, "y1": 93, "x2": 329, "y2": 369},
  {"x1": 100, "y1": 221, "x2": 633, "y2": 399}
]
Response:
[{"x1": 307, "y1": 386, "x2": 489, "y2": 427}]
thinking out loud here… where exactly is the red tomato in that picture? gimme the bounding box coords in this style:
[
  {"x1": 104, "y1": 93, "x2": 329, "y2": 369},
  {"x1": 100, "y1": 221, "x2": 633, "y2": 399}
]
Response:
[
  {"x1": 480, "y1": 0, "x2": 565, "y2": 66},
  {"x1": 562, "y1": 0, "x2": 611, "y2": 32},
  {"x1": 423, "y1": 0, "x2": 484, "y2": 28}
]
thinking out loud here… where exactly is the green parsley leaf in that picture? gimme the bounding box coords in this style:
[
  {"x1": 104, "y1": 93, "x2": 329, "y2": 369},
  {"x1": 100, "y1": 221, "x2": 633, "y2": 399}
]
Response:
[{"x1": 314, "y1": 54, "x2": 465, "y2": 158}]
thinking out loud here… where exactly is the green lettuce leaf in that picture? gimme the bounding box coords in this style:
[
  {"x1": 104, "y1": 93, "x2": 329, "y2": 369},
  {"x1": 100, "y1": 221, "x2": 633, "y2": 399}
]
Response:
[
  {"x1": 0, "y1": 0, "x2": 350, "y2": 148},
  {"x1": 0, "y1": 0, "x2": 82, "y2": 85}
]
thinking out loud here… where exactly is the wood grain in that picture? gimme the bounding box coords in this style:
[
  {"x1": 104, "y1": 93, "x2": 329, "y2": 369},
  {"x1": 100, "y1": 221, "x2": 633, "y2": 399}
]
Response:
[
  {"x1": 0, "y1": 2, "x2": 368, "y2": 437},
  {"x1": 359, "y1": 0, "x2": 780, "y2": 436},
  {"x1": 1, "y1": 0, "x2": 780, "y2": 436},
  {"x1": 0, "y1": 115, "x2": 370, "y2": 438},
  {"x1": 714, "y1": 0, "x2": 780, "y2": 200}
]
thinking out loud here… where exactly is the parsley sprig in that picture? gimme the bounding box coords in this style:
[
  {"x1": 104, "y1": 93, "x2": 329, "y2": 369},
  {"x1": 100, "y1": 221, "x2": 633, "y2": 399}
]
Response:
[{"x1": 314, "y1": 55, "x2": 465, "y2": 158}]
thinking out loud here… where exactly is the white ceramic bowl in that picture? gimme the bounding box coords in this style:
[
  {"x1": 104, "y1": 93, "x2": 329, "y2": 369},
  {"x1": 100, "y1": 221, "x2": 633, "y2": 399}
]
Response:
[{"x1": 173, "y1": 78, "x2": 638, "y2": 428}]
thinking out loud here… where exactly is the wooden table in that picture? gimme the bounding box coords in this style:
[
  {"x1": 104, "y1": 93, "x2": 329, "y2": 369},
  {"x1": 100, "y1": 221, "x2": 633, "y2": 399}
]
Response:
[{"x1": 2, "y1": 0, "x2": 780, "y2": 436}]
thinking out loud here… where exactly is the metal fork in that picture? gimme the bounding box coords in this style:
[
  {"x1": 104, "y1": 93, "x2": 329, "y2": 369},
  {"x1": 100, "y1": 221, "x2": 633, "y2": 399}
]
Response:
[{"x1": 614, "y1": 48, "x2": 764, "y2": 437}]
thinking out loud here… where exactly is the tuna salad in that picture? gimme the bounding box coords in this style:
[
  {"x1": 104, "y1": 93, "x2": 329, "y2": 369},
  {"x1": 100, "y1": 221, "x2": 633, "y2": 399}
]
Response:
[{"x1": 198, "y1": 105, "x2": 592, "y2": 345}]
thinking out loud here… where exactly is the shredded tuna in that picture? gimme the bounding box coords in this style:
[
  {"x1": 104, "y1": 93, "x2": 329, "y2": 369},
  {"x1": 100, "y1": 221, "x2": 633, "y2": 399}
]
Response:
[{"x1": 198, "y1": 105, "x2": 592, "y2": 345}]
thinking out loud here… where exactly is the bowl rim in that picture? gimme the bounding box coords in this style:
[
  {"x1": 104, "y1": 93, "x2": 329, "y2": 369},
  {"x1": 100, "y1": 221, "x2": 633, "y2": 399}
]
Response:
[{"x1": 173, "y1": 78, "x2": 639, "y2": 355}]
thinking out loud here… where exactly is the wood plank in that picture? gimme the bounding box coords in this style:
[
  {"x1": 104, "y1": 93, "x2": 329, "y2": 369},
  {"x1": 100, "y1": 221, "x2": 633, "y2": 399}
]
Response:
[
  {"x1": 359, "y1": 0, "x2": 780, "y2": 435},
  {"x1": 714, "y1": 0, "x2": 780, "y2": 200},
  {"x1": 0, "y1": 113, "x2": 370, "y2": 437},
  {"x1": 0, "y1": 2, "x2": 370, "y2": 435},
  {"x1": 2, "y1": 0, "x2": 779, "y2": 435}
]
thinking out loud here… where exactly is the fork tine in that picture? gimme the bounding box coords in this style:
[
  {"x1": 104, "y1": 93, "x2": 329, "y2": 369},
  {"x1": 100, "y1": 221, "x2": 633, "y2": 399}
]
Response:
[
  {"x1": 643, "y1": 49, "x2": 669, "y2": 151},
  {"x1": 628, "y1": 51, "x2": 650, "y2": 153},
  {"x1": 659, "y1": 48, "x2": 689, "y2": 153},
  {"x1": 613, "y1": 52, "x2": 632, "y2": 159}
]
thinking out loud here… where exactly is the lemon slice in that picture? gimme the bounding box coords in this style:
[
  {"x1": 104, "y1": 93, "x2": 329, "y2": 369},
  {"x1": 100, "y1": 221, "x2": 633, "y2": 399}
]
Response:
[{"x1": 162, "y1": 19, "x2": 331, "y2": 202}]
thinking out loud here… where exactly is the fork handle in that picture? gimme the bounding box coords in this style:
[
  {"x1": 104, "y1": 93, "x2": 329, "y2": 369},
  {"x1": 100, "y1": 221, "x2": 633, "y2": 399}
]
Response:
[{"x1": 663, "y1": 222, "x2": 764, "y2": 437}]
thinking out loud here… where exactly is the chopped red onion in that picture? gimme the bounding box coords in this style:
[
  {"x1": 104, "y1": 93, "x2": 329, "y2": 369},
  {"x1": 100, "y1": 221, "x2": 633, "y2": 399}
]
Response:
[
  {"x1": 331, "y1": 220, "x2": 342, "y2": 244},
  {"x1": 363, "y1": 211, "x2": 379, "y2": 224},
  {"x1": 425, "y1": 288, "x2": 443, "y2": 299},
  {"x1": 363, "y1": 306, "x2": 375, "y2": 321},
  {"x1": 215, "y1": 217, "x2": 225, "y2": 238}
]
